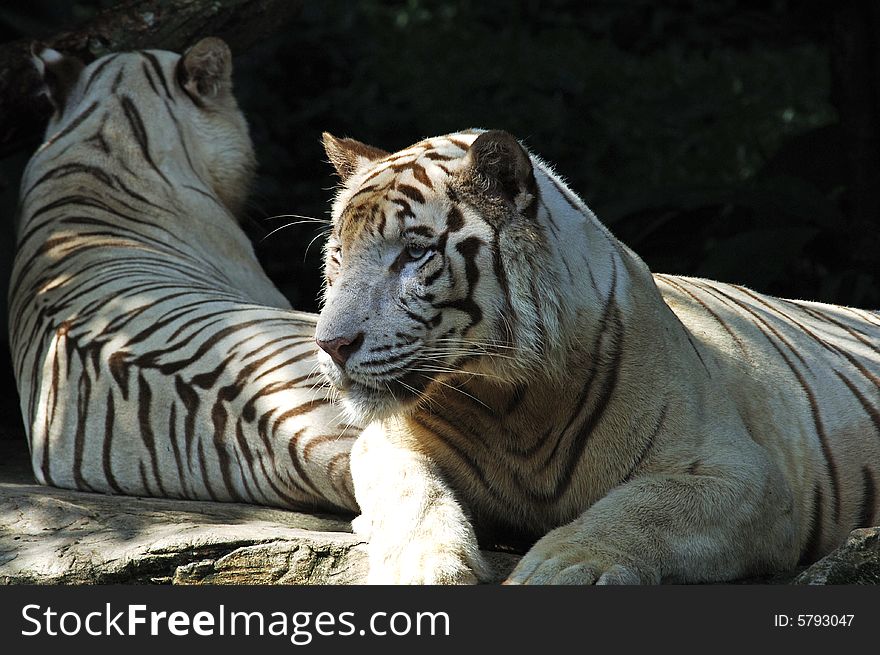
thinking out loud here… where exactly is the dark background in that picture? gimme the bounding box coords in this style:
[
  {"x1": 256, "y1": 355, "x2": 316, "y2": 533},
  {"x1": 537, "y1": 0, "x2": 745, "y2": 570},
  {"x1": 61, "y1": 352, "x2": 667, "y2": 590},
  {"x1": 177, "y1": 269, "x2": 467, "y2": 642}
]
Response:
[{"x1": 1, "y1": 0, "x2": 878, "y2": 443}]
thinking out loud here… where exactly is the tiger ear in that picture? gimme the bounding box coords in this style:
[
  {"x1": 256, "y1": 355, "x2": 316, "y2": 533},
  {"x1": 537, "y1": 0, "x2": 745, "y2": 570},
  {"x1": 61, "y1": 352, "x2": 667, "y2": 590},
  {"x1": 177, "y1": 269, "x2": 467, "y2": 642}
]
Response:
[
  {"x1": 31, "y1": 42, "x2": 85, "y2": 115},
  {"x1": 177, "y1": 37, "x2": 233, "y2": 102},
  {"x1": 322, "y1": 132, "x2": 389, "y2": 182},
  {"x1": 462, "y1": 130, "x2": 538, "y2": 216}
]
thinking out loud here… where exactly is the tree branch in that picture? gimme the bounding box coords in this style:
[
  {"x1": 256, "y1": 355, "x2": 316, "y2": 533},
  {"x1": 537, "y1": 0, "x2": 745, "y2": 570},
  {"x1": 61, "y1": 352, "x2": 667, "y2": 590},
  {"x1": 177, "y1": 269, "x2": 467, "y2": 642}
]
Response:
[{"x1": 0, "y1": 0, "x2": 302, "y2": 157}]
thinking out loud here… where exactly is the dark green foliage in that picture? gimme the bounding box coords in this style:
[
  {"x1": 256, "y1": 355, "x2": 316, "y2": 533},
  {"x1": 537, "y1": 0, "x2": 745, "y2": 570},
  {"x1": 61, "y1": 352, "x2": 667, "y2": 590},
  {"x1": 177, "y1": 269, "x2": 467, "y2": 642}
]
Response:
[
  {"x1": 229, "y1": 1, "x2": 867, "y2": 310},
  {"x1": 0, "y1": 1, "x2": 872, "y2": 313}
]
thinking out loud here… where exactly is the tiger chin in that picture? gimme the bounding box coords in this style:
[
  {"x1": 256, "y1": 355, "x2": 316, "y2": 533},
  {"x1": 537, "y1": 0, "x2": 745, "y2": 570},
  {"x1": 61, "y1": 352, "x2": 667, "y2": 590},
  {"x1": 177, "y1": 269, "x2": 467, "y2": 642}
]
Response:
[{"x1": 316, "y1": 128, "x2": 880, "y2": 584}]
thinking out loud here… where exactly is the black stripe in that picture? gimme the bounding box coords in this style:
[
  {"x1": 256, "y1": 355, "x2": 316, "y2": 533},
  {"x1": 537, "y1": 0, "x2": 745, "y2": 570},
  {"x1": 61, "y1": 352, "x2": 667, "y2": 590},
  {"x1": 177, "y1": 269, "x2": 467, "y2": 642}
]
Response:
[
  {"x1": 23, "y1": 161, "x2": 114, "y2": 202},
  {"x1": 492, "y1": 230, "x2": 516, "y2": 347},
  {"x1": 397, "y1": 184, "x2": 426, "y2": 203},
  {"x1": 136, "y1": 318, "x2": 274, "y2": 374},
  {"x1": 446, "y1": 206, "x2": 464, "y2": 232},
  {"x1": 541, "y1": 258, "x2": 618, "y2": 470},
  {"x1": 658, "y1": 276, "x2": 750, "y2": 360},
  {"x1": 137, "y1": 373, "x2": 166, "y2": 496},
  {"x1": 694, "y1": 281, "x2": 843, "y2": 523},
  {"x1": 41, "y1": 332, "x2": 63, "y2": 487},
  {"x1": 110, "y1": 68, "x2": 124, "y2": 94},
  {"x1": 141, "y1": 61, "x2": 160, "y2": 95},
  {"x1": 229, "y1": 446, "x2": 256, "y2": 503},
  {"x1": 412, "y1": 414, "x2": 505, "y2": 502},
  {"x1": 251, "y1": 351, "x2": 316, "y2": 383},
  {"x1": 44, "y1": 101, "x2": 99, "y2": 147},
  {"x1": 835, "y1": 370, "x2": 880, "y2": 446},
  {"x1": 405, "y1": 308, "x2": 441, "y2": 329},
  {"x1": 174, "y1": 375, "x2": 199, "y2": 468},
  {"x1": 240, "y1": 376, "x2": 318, "y2": 422},
  {"x1": 435, "y1": 237, "x2": 484, "y2": 330},
  {"x1": 102, "y1": 392, "x2": 123, "y2": 493},
  {"x1": 360, "y1": 346, "x2": 419, "y2": 370},
  {"x1": 82, "y1": 55, "x2": 119, "y2": 94},
  {"x1": 138, "y1": 461, "x2": 152, "y2": 496},
  {"x1": 702, "y1": 282, "x2": 811, "y2": 369},
  {"x1": 622, "y1": 404, "x2": 669, "y2": 483},
  {"x1": 210, "y1": 397, "x2": 243, "y2": 502},
  {"x1": 72, "y1": 370, "x2": 95, "y2": 491},
  {"x1": 142, "y1": 51, "x2": 174, "y2": 100},
  {"x1": 800, "y1": 483, "x2": 824, "y2": 564},
  {"x1": 164, "y1": 106, "x2": 200, "y2": 176},
  {"x1": 255, "y1": 414, "x2": 310, "y2": 499},
  {"x1": 119, "y1": 95, "x2": 172, "y2": 185},
  {"x1": 551, "y1": 304, "x2": 624, "y2": 498},
  {"x1": 404, "y1": 225, "x2": 434, "y2": 238},
  {"x1": 797, "y1": 304, "x2": 880, "y2": 354},
  {"x1": 167, "y1": 403, "x2": 189, "y2": 498},
  {"x1": 235, "y1": 419, "x2": 270, "y2": 505},
  {"x1": 252, "y1": 444, "x2": 309, "y2": 508},
  {"x1": 328, "y1": 452, "x2": 357, "y2": 510},
  {"x1": 116, "y1": 174, "x2": 174, "y2": 212},
  {"x1": 733, "y1": 285, "x2": 847, "y2": 361},
  {"x1": 197, "y1": 439, "x2": 219, "y2": 501},
  {"x1": 242, "y1": 333, "x2": 313, "y2": 360},
  {"x1": 287, "y1": 429, "x2": 324, "y2": 499},
  {"x1": 270, "y1": 400, "x2": 331, "y2": 436},
  {"x1": 191, "y1": 352, "x2": 235, "y2": 389}
]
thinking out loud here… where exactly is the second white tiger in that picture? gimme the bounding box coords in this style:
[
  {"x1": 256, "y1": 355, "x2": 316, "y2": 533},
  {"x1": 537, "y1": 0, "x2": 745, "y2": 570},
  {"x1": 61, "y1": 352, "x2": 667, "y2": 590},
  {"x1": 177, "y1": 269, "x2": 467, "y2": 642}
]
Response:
[{"x1": 10, "y1": 39, "x2": 358, "y2": 513}]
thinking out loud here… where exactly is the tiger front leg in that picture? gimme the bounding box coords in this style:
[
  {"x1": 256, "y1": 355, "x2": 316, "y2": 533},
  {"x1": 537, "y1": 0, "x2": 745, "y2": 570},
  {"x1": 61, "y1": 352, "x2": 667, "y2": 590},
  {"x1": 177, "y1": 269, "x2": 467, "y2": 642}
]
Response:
[
  {"x1": 350, "y1": 421, "x2": 488, "y2": 584},
  {"x1": 507, "y1": 455, "x2": 796, "y2": 584}
]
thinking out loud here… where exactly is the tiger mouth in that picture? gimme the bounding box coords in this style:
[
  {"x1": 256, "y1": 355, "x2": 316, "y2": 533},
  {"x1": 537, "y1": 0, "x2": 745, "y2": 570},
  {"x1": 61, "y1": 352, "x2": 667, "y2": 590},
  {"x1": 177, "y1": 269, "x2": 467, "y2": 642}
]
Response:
[{"x1": 336, "y1": 370, "x2": 436, "y2": 420}]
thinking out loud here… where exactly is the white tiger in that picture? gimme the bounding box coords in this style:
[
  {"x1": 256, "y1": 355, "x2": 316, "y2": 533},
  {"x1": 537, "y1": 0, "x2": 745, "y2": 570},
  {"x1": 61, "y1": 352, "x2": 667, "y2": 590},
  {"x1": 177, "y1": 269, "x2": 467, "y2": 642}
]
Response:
[
  {"x1": 315, "y1": 128, "x2": 880, "y2": 584},
  {"x1": 9, "y1": 39, "x2": 359, "y2": 514}
]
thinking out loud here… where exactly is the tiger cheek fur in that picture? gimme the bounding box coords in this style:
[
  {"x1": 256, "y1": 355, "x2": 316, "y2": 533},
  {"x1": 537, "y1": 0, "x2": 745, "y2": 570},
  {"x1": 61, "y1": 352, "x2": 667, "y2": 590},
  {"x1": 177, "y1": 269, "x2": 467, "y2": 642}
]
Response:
[
  {"x1": 315, "y1": 146, "x2": 504, "y2": 425},
  {"x1": 320, "y1": 129, "x2": 879, "y2": 585}
]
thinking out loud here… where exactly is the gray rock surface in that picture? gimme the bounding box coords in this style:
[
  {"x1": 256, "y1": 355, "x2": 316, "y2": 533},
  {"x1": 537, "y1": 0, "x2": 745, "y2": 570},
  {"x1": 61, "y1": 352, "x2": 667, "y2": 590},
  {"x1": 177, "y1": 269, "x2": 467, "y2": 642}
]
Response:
[
  {"x1": 0, "y1": 442, "x2": 518, "y2": 584},
  {"x1": 793, "y1": 527, "x2": 880, "y2": 585},
  {"x1": 2, "y1": 441, "x2": 878, "y2": 585}
]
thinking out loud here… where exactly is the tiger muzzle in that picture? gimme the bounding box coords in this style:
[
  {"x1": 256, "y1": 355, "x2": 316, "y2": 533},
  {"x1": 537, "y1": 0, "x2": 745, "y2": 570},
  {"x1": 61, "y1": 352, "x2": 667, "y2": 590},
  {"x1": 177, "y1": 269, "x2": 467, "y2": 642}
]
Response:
[{"x1": 316, "y1": 333, "x2": 365, "y2": 368}]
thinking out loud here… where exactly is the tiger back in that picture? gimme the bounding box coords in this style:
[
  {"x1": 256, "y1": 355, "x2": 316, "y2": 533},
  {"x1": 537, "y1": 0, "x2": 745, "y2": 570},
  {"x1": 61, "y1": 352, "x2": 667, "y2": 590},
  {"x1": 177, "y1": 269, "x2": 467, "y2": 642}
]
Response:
[{"x1": 9, "y1": 39, "x2": 358, "y2": 513}]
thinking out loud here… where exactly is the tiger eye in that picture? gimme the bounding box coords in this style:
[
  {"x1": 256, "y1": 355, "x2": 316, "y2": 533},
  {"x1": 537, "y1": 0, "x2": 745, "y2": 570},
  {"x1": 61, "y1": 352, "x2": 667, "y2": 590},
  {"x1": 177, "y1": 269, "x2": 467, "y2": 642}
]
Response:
[{"x1": 406, "y1": 245, "x2": 428, "y2": 261}]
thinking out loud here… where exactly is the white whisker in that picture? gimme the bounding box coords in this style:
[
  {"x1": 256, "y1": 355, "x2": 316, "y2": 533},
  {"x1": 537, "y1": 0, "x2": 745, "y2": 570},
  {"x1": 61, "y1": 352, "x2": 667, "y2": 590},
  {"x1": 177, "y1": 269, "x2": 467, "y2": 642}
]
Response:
[
  {"x1": 426, "y1": 375, "x2": 491, "y2": 411},
  {"x1": 260, "y1": 220, "x2": 331, "y2": 243},
  {"x1": 261, "y1": 213, "x2": 331, "y2": 224},
  {"x1": 304, "y1": 230, "x2": 331, "y2": 261}
]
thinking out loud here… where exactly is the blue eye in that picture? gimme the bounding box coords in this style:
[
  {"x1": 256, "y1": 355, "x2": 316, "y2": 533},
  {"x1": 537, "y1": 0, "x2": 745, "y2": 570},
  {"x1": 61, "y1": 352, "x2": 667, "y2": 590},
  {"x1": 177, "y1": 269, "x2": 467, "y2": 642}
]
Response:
[{"x1": 406, "y1": 245, "x2": 431, "y2": 261}]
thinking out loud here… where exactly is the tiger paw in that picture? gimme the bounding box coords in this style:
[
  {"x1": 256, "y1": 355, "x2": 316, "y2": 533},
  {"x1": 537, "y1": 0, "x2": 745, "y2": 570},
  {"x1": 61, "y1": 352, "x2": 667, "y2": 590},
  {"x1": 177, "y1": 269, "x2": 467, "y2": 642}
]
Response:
[
  {"x1": 366, "y1": 539, "x2": 486, "y2": 585},
  {"x1": 505, "y1": 531, "x2": 659, "y2": 585}
]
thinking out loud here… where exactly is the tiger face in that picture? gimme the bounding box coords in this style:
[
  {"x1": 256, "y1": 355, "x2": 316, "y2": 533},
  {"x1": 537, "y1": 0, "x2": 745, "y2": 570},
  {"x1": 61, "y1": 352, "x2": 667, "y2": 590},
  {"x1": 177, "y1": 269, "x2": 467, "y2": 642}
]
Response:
[{"x1": 316, "y1": 130, "x2": 559, "y2": 422}]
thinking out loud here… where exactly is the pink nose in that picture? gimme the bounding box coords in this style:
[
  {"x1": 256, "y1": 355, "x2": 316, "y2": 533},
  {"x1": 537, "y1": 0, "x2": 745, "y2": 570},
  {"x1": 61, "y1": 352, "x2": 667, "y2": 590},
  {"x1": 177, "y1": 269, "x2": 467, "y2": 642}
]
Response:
[{"x1": 316, "y1": 333, "x2": 364, "y2": 368}]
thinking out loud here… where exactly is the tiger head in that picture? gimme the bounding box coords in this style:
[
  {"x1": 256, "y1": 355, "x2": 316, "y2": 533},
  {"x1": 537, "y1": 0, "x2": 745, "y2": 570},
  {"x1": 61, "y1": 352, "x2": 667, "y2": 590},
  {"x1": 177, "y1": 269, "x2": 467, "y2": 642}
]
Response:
[
  {"x1": 30, "y1": 37, "x2": 255, "y2": 216},
  {"x1": 316, "y1": 130, "x2": 567, "y2": 422}
]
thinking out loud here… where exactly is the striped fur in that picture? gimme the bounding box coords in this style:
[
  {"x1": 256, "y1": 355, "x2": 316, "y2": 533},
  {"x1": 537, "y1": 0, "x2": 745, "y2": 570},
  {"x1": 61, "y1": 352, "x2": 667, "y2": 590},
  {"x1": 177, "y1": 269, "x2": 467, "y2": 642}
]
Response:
[
  {"x1": 317, "y1": 129, "x2": 880, "y2": 583},
  {"x1": 10, "y1": 40, "x2": 358, "y2": 514}
]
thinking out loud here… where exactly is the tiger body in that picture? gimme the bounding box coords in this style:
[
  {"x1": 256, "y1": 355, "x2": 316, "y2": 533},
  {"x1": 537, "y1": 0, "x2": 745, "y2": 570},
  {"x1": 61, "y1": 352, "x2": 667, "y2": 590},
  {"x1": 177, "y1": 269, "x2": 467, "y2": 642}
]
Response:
[
  {"x1": 10, "y1": 41, "x2": 358, "y2": 513},
  {"x1": 316, "y1": 129, "x2": 880, "y2": 583},
  {"x1": 13, "y1": 38, "x2": 880, "y2": 584}
]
